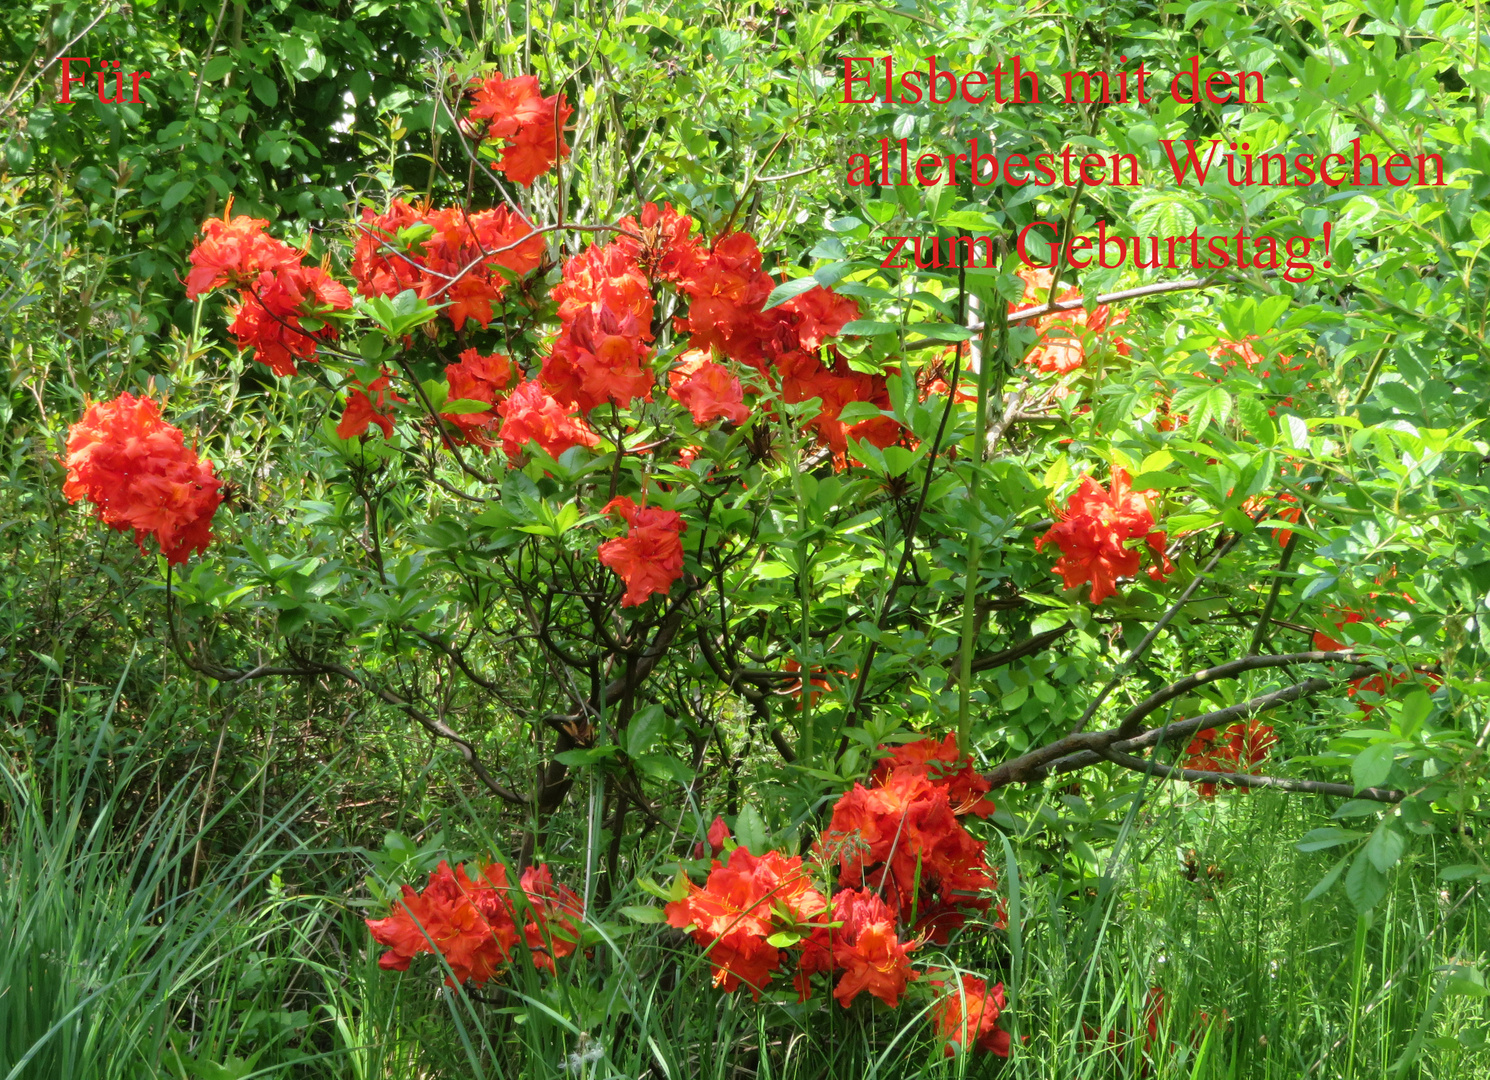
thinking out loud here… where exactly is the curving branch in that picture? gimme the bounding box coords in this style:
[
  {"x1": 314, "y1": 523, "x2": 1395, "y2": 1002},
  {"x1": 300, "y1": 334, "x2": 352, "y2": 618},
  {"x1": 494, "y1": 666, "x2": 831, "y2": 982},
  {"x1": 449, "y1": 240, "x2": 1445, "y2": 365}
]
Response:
[
  {"x1": 1114, "y1": 650, "x2": 1358, "y2": 739},
  {"x1": 985, "y1": 670, "x2": 1351, "y2": 790},
  {"x1": 1095, "y1": 745, "x2": 1404, "y2": 803}
]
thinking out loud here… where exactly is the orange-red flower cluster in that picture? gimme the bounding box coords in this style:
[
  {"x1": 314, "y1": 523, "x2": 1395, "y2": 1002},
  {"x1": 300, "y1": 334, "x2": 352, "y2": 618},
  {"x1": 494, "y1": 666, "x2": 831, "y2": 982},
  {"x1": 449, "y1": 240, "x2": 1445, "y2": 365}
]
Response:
[
  {"x1": 668, "y1": 350, "x2": 750, "y2": 427},
  {"x1": 1346, "y1": 669, "x2": 1442, "y2": 716},
  {"x1": 617, "y1": 202, "x2": 708, "y2": 285},
  {"x1": 1208, "y1": 336, "x2": 1313, "y2": 418},
  {"x1": 186, "y1": 207, "x2": 352, "y2": 376},
  {"x1": 1239, "y1": 488, "x2": 1303, "y2": 547},
  {"x1": 63, "y1": 393, "x2": 223, "y2": 564},
  {"x1": 668, "y1": 736, "x2": 1010, "y2": 1054},
  {"x1": 496, "y1": 379, "x2": 601, "y2": 461},
  {"x1": 1036, "y1": 468, "x2": 1173, "y2": 604},
  {"x1": 1181, "y1": 721, "x2": 1278, "y2": 799},
  {"x1": 366, "y1": 860, "x2": 582, "y2": 986},
  {"x1": 441, "y1": 348, "x2": 516, "y2": 446},
  {"x1": 869, "y1": 734, "x2": 997, "y2": 819},
  {"x1": 778, "y1": 348, "x2": 901, "y2": 462},
  {"x1": 1310, "y1": 591, "x2": 1440, "y2": 715},
  {"x1": 597, "y1": 495, "x2": 686, "y2": 607},
  {"x1": 467, "y1": 73, "x2": 573, "y2": 185},
  {"x1": 350, "y1": 200, "x2": 544, "y2": 331},
  {"x1": 673, "y1": 231, "x2": 886, "y2": 460},
  {"x1": 542, "y1": 237, "x2": 657, "y2": 412},
  {"x1": 665, "y1": 846, "x2": 828, "y2": 999},
  {"x1": 337, "y1": 370, "x2": 406, "y2": 440},
  {"x1": 1208, "y1": 336, "x2": 1301, "y2": 380},
  {"x1": 822, "y1": 757, "x2": 995, "y2": 945},
  {"x1": 930, "y1": 973, "x2": 1012, "y2": 1057},
  {"x1": 1012, "y1": 266, "x2": 1128, "y2": 375},
  {"x1": 540, "y1": 204, "x2": 711, "y2": 417},
  {"x1": 517, "y1": 864, "x2": 585, "y2": 973},
  {"x1": 794, "y1": 887, "x2": 917, "y2": 1007}
]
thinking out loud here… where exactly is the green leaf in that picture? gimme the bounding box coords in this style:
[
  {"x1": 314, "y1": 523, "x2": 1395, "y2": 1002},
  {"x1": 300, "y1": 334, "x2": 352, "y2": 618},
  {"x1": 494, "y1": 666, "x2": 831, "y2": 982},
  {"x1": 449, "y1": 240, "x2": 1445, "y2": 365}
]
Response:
[
  {"x1": 1353, "y1": 742, "x2": 1396, "y2": 791},
  {"x1": 1127, "y1": 470, "x2": 1187, "y2": 490},
  {"x1": 1439, "y1": 864, "x2": 1485, "y2": 882},
  {"x1": 1444, "y1": 966, "x2": 1489, "y2": 999},
  {"x1": 761, "y1": 276, "x2": 820, "y2": 311},
  {"x1": 624, "y1": 704, "x2": 666, "y2": 758},
  {"x1": 250, "y1": 74, "x2": 278, "y2": 107},
  {"x1": 1303, "y1": 855, "x2": 1349, "y2": 902},
  {"x1": 619, "y1": 905, "x2": 668, "y2": 924},
  {"x1": 1345, "y1": 849, "x2": 1388, "y2": 912},
  {"x1": 906, "y1": 323, "x2": 974, "y2": 342},
  {"x1": 1364, "y1": 821, "x2": 1407, "y2": 873},
  {"x1": 1237, "y1": 395, "x2": 1276, "y2": 442},
  {"x1": 439, "y1": 398, "x2": 493, "y2": 415},
  {"x1": 160, "y1": 179, "x2": 195, "y2": 211},
  {"x1": 765, "y1": 931, "x2": 801, "y2": 947},
  {"x1": 1296, "y1": 827, "x2": 1365, "y2": 852},
  {"x1": 554, "y1": 746, "x2": 619, "y2": 767},
  {"x1": 1396, "y1": 688, "x2": 1434, "y2": 737},
  {"x1": 839, "y1": 320, "x2": 900, "y2": 336},
  {"x1": 201, "y1": 55, "x2": 234, "y2": 82},
  {"x1": 734, "y1": 804, "x2": 769, "y2": 855}
]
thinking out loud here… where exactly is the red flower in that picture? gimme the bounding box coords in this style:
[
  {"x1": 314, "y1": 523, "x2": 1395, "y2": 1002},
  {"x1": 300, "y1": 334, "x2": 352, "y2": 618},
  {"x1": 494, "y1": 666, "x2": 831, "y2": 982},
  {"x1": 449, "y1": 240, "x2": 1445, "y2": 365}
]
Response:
[
  {"x1": 931, "y1": 974, "x2": 1011, "y2": 1057},
  {"x1": 365, "y1": 860, "x2": 521, "y2": 986},
  {"x1": 1348, "y1": 669, "x2": 1441, "y2": 716},
  {"x1": 707, "y1": 816, "x2": 732, "y2": 855},
  {"x1": 665, "y1": 847, "x2": 827, "y2": 999},
  {"x1": 1036, "y1": 468, "x2": 1173, "y2": 605},
  {"x1": 337, "y1": 371, "x2": 406, "y2": 439},
  {"x1": 1314, "y1": 607, "x2": 1367, "y2": 652},
  {"x1": 822, "y1": 770, "x2": 993, "y2": 941},
  {"x1": 679, "y1": 232, "x2": 776, "y2": 369},
  {"x1": 518, "y1": 865, "x2": 584, "y2": 972},
  {"x1": 467, "y1": 73, "x2": 573, "y2": 185},
  {"x1": 782, "y1": 658, "x2": 840, "y2": 711},
  {"x1": 185, "y1": 204, "x2": 303, "y2": 299},
  {"x1": 1182, "y1": 722, "x2": 1277, "y2": 799},
  {"x1": 542, "y1": 240, "x2": 656, "y2": 412},
  {"x1": 833, "y1": 920, "x2": 916, "y2": 1008},
  {"x1": 1272, "y1": 492, "x2": 1302, "y2": 547},
  {"x1": 869, "y1": 734, "x2": 996, "y2": 818},
  {"x1": 62, "y1": 393, "x2": 223, "y2": 564},
  {"x1": 1012, "y1": 267, "x2": 1129, "y2": 375},
  {"x1": 776, "y1": 348, "x2": 901, "y2": 464},
  {"x1": 496, "y1": 380, "x2": 601, "y2": 460},
  {"x1": 350, "y1": 201, "x2": 543, "y2": 330},
  {"x1": 1208, "y1": 336, "x2": 1301, "y2": 379},
  {"x1": 597, "y1": 496, "x2": 687, "y2": 607},
  {"x1": 794, "y1": 887, "x2": 917, "y2": 1007},
  {"x1": 224, "y1": 265, "x2": 351, "y2": 376},
  {"x1": 441, "y1": 348, "x2": 514, "y2": 445},
  {"x1": 668, "y1": 351, "x2": 750, "y2": 426},
  {"x1": 616, "y1": 202, "x2": 708, "y2": 284}
]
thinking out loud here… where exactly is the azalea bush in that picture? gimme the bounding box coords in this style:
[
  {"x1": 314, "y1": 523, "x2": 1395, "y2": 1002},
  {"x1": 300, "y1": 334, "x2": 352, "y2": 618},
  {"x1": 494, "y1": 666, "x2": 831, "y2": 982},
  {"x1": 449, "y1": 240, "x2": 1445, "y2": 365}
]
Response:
[{"x1": 10, "y1": 0, "x2": 1490, "y2": 1074}]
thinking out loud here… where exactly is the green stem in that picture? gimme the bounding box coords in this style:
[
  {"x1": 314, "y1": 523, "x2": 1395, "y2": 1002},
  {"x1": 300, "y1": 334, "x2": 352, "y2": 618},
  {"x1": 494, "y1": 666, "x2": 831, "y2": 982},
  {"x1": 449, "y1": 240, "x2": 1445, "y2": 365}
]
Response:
[
  {"x1": 784, "y1": 415, "x2": 813, "y2": 763},
  {"x1": 957, "y1": 297, "x2": 1007, "y2": 757}
]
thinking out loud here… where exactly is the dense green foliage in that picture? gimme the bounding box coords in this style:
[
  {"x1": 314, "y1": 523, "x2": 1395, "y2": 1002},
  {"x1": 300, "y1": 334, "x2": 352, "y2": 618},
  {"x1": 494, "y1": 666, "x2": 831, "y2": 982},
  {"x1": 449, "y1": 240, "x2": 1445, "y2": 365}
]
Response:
[{"x1": 3, "y1": 0, "x2": 1490, "y2": 1076}]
